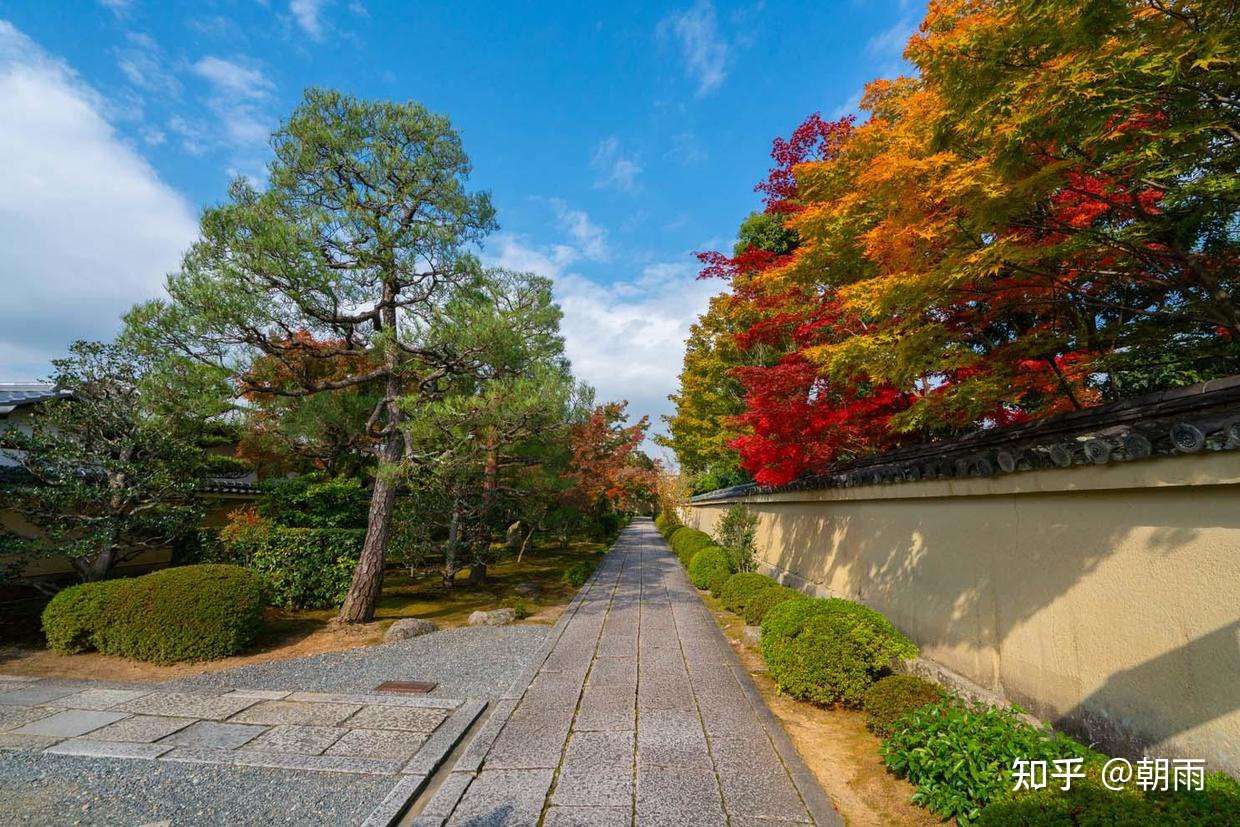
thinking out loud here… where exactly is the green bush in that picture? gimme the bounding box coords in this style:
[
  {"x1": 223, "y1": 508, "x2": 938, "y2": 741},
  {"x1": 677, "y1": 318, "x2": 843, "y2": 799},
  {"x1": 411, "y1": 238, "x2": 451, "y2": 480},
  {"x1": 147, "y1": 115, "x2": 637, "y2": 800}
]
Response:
[
  {"x1": 42, "y1": 579, "x2": 128, "y2": 654},
  {"x1": 668, "y1": 526, "x2": 713, "y2": 567},
  {"x1": 257, "y1": 474, "x2": 368, "y2": 529},
  {"x1": 65, "y1": 564, "x2": 266, "y2": 664},
  {"x1": 688, "y1": 547, "x2": 732, "y2": 590},
  {"x1": 760, "y1": 597, "x2": 917, "y2": 707},
  {"x1": 714, "y1": 504, "x2": 758, "y2": 572},
  {"x1": 209, "y1": 522, "x2": 362, "y2": 610},
  {"x1": 720, "y1": 572, "x2": 778, "y2": 615},
  {"x1": 881, "y1": 699, "x2": 1094, "y2": 825},
  {"x1": 742, "y1": 584, "x2": 804, "y2": 626},
  {"x1": 707, "y1": 568, "x2": 733, "y2": 598},
  {"x1": 654, "y1": 511, "x2": 680, "y2": 537},
  {"x1": 862, "y1": 674, "x2": 945, "y2": 738},
  {"x1": 976, "y1": 768, "x2": 1240, "y2": 826},
  {"x1": 562, "y1": 559, "x2": 595, "y2": 588}
]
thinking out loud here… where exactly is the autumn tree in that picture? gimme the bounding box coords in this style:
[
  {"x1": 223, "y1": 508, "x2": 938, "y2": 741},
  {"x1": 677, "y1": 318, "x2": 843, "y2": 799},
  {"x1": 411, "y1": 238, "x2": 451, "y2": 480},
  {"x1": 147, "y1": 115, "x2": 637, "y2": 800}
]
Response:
[{"x1": 128, "y1": 89, "x2": 496, "y2": 623}]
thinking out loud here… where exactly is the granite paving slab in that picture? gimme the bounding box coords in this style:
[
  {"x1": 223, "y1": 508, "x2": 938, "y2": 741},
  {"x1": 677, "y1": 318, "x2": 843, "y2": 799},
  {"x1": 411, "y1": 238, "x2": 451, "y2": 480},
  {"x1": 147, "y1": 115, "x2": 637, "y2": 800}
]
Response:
[
  {"x1": 228, "y1": 699, "x2": 362, "y2": 726},
  {"x1": 82, "y1": 714, "x2": 194, "y2": 743},
  {"x1": 116, "y1": 691, "x2": 261, "y2": 720},
  {"x1": 428, "y1": 519, "x2": 840, "y2": 826},
  {"x1": 242, "y1": 723, "x2": 348, "y2": 754},
  {"x1": 345, "y1": 704, "x2": 448, "y2": 732},
  {"x1": 11, "y1": 709, "x2": 129, "y2": 738},
  {"x1": 49, "y1": 687, "x2": 152, "y2": 710},
  {"x1": 159, "y1": 720, "x2": 268, "y2": 750},
  {"x1": 327, "y1": 727, "x2": 427, "y2": 759}
]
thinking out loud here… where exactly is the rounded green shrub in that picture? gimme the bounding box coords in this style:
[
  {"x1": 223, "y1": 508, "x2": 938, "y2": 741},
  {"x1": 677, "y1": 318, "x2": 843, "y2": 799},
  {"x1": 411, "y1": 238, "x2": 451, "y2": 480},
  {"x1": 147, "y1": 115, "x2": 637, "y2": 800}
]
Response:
[
  {"x1": 881, "y1": 699, "x2": 1094, "y2": 824},
  {"x1": 720, "y1": 572, "x2": 778, "y2": 615},
  {"x1": 760, "y1": 596, "x2": 918, "y2": 707},
  {"x1": 42, "y1": 579, "x2": 128, "y2": 654},
  {"x1": 707, "y1": 568, "x2": 732, "y2": 598},
  {"x1": 741, "y1": 584, "x2": 804, "y2": 626},
  {"x1": 688, "y1": 547, "x2": 731, "y2": 590},
  {"x1": 93, "y1": 564, "x2": 266, "y2": 663},
  {"x1": 862, "y1": 674, "x2": 945, "y2": 737},
  {"x1": 669, "y1": 527, "x2": 713, "y2": 567}
]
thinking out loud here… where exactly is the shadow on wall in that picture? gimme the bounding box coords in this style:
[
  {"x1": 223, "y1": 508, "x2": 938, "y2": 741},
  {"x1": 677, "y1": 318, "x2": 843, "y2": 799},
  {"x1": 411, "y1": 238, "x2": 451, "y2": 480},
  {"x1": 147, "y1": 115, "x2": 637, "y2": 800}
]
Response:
[
  {"x1": 701, "y1": 478, "x2": 1240, "y2": 767},
  {"x1": 1056, "y1": 620, "x2": 1240, "y2": 766}
]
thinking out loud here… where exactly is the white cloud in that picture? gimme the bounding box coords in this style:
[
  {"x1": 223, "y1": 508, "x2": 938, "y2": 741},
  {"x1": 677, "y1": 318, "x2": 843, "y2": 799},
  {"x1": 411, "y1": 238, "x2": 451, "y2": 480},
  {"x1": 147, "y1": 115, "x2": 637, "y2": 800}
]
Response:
[
  {"x1": 290, "y1": 0, "x2": 330, "y2": 41},
  {"x1": 97, "y1": 0, "x2": 132, "y2": 15},
  {"x1": 658, "y1": 0, "x2": 729, "y2": 97},
  {"x1": 548, "y1": 199, "x2": 609, "y2": 262},
  {"x1": 866, "y1": 15, "x2": 916, "y2": 59},
  {"x1": 0, "y1": 21, "x2": 199, "y2": 378},
  {"x1": 591, "y1": 137, "x2": 642, "y2": 194},
  {"x1": 666, "y1": 131, "x2": 707, "y2": 165},
  {"x1": 115, "y1": 32, "x2": 181, "y2": 98},
  {"x1": 483, "y1": 229, "x2": 715, "y2": 446},
  {"x1": 190, "y1": 55, "x2": 275, "y2": 147}
]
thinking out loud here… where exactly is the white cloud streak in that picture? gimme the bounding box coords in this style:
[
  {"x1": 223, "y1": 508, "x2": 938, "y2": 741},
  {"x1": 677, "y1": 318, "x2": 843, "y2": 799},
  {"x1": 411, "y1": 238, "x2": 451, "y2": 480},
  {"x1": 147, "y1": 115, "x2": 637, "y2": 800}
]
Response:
[
  {"x1": 591, "y1": 137, "x2": 642, "y2": 194},
  {"x1": 290, "y1": 0, "x2": 330, "y2": 41},
  {"x1": 659, "y1": 0, "x2": 729, "y2": 97},
  {"x1": 0, "y1": 21, "x2": 198, "y2": 378}
]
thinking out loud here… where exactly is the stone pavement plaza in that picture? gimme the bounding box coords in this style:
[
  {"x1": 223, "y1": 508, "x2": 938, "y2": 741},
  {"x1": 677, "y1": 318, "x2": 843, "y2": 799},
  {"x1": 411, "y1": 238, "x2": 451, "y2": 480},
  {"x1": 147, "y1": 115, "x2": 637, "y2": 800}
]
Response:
[
  {"x1": 415, "y1": 518, "x2": 840, "y2": 826},
  {"x1": 0, "y1": 678, "x2": 485, "y2": 821}
]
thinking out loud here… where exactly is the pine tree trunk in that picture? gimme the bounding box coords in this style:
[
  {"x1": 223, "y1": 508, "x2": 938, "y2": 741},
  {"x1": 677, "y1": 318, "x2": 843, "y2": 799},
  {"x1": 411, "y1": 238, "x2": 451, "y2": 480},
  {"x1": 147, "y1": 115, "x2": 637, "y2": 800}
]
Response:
[{"x1": 336, "y1": 432, "x2": 400, "y2": 623}]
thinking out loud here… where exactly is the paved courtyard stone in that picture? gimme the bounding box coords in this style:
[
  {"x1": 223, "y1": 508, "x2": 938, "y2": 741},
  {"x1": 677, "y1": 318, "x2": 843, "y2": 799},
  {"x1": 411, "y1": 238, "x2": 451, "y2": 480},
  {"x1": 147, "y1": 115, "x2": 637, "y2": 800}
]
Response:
[
  {"x1": 242, "y1": 724, "x2": 347, "y2": 754},
  {"x1": 82, "y1": 714, "x2": 194, "y2": 743},
  {"x1": 0, "y1": 683, "x2": 82, "y2": 707},
  {"x1": 11, "y1": 709, "x2": 129, "y2": 738},
  {"x1": 157, "y1": 720, "x2": 268, "y2": 749},
  {"x1": 228, "y1": 699, "x2": 362, "y2": 726},
  {"x1": 326, "y1": 727, "x2": 426, "y2": 759},
  {"x1": 49, "y1": 688, "x2": 151, "y2": 710},
  {"x1": 344, "y1": 704, "x2": 447, "y2": 732},
  {"x1": 117, "y1": 691, "x2": 260, "y2": 721},
  {"x1": 0, "y1": 705, "x2": 57, "y2": 731},
  {"x1": 433, "y1": 519, "x2": 838, "y2": 825}
]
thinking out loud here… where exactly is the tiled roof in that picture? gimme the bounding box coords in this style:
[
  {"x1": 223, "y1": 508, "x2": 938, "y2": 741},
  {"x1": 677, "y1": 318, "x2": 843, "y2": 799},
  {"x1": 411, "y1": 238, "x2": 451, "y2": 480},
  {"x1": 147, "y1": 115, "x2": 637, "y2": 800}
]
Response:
[{"x1": 0, "y1": 383, "x2": 68, "y2": 415}]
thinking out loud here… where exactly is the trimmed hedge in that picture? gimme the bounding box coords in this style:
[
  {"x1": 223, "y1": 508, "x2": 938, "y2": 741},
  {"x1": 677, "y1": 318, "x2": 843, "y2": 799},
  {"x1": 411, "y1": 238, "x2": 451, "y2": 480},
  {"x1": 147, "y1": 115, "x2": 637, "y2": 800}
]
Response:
[
  {"x1": 881, "y1": 699, "x2": 1094, "y2": 824},
  {"x1": 42, "y1": 564, "x2": 266, "y2": 664},
  {"x1": 862, "y1": 674, "x2": 945, "y2": 737},
  {"x1": 707, "y1": 568, "x2": 733, "y2": 598},
  {"x1": 42, "y1": 579, "x2": 128, "y2": 654},
  {"x1": 720, "y1": 572, "x2": 778, "y2": 615},
  {"x1": 669, "y1": 526, "x2": 713, "y2": 567},
  {"x1": 688, "y1": 547, "x2": 732, "y2": 590},
  {"x1": 760, "y1": 597, "x2": 917, "y2": 707},
  {"x1": 741, "y1": 584, "x2": 803, "y2": 626},
  {"x1": 208, "y1": 524, "x2": 363, "y2": 610}
]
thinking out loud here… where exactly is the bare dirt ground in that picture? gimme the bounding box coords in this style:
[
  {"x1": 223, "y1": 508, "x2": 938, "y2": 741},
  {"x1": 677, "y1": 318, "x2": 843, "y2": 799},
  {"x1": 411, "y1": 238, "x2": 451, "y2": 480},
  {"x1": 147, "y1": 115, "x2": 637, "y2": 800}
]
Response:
[{"x1": 704, "y1": 595, "x2": 940, "y2": 826}]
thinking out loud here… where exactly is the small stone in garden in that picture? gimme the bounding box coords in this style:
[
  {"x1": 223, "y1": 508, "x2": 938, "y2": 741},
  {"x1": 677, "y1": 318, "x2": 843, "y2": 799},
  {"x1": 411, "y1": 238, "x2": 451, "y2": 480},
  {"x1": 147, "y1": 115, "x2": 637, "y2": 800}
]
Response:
[
  {"x1": 741, "y1": 625, "x2": 762, "y2": 649},
  {"x1": 514, "y1": 582, "x2": 540, "y2": 598},
  {"x1": 384, "y1": 618, "x2": 438, "y2": 642},
  {"x1": 468, "y1": 608, "x2": 517, "y2": 627}
]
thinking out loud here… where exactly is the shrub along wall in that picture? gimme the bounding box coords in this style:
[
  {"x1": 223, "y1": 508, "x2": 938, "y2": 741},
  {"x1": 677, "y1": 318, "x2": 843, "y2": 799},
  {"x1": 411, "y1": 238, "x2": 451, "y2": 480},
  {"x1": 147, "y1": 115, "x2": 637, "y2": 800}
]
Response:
[{"x1": 685, "y1": 450, "x2": 1240, "y2": 774}]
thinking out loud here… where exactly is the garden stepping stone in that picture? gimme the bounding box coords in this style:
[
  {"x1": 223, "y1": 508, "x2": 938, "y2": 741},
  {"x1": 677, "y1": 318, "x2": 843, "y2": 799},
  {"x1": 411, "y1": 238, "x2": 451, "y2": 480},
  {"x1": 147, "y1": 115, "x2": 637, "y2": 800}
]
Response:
[
  {"x1": 0, "y1": 705, "x2": 57, "y2": 732},
  {"x1": 228, "y1": 700, "x2": 362, "y2": 727},
  {"x1": 0, "y1": 683, "x2": 82, "y2": 707}
]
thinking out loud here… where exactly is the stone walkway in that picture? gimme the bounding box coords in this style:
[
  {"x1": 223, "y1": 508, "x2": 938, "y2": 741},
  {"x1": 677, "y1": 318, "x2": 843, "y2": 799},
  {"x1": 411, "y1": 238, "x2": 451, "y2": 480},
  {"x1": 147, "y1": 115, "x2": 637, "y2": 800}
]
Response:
[{"x1": 415, "y1": 518, "x2": 840, "y2": 827}]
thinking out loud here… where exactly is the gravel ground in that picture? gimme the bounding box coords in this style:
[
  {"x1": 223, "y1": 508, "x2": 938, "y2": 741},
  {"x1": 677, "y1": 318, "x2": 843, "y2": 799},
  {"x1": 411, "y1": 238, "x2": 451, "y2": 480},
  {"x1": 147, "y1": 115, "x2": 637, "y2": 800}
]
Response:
[
  {"x1": 165, "y1": 625, "x2": 550, "y2": 698},
  {"x1": 0, "y1": 625, "x2": 551, "y2": 826}
]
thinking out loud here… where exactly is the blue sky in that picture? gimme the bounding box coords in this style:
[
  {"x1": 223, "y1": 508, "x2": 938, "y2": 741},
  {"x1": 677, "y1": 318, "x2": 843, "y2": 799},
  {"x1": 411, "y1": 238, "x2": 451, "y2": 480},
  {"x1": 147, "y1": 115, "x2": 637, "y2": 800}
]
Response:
[{"x1": 0, "y1": 0, "x2": 920, "y2": 452}]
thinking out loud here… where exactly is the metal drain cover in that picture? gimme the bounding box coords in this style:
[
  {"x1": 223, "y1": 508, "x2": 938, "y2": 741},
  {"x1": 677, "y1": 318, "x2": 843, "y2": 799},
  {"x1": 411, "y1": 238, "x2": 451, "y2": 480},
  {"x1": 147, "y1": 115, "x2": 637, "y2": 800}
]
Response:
[{"x1": 375, "y1": 680, "x2": 437, "y2": 694}]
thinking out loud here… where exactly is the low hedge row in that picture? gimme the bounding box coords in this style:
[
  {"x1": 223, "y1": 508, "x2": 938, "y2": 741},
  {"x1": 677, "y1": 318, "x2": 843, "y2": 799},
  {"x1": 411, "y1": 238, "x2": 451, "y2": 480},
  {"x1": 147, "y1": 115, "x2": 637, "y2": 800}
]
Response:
[
  {"x1": 742, "y1": 583, "x2": 803, "y2": 625},
  {"x1": 720, "y1": 572, "x2": 777, "y2": 615},
  {"x1": 654, "y1": 511, "x2": 680, "y2": 537},
  {"x1": 42, "y1": 564, "x2": 266, "y2": 663},
  {"x1": 861, "y1": 674, "x2": 944, "y2": 738}
]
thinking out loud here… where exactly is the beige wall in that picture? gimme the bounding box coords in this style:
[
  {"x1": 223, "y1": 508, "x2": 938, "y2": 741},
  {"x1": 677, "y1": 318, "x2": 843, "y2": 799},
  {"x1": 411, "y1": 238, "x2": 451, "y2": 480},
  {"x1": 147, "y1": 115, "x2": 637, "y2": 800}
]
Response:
[{"x1": 686, "y1": 451, "x2": 1240, "y2": 774}]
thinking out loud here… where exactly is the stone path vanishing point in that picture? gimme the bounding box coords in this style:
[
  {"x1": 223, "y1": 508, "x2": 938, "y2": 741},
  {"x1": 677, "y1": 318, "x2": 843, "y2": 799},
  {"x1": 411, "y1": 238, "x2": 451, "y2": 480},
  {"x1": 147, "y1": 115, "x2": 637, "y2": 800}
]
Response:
[{"x1": 419, "y1": 517, "x2": 840, "y2": 827}]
